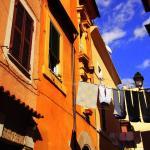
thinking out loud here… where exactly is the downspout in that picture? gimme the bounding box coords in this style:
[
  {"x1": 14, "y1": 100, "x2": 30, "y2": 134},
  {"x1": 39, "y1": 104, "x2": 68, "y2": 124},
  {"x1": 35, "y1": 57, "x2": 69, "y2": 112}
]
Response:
[
  {"x1": 71, "y1": 33, "x2": 78, "y2": 149},
  {"x1": 71, "y1": 34, "x2": 77, "y2": 133}
]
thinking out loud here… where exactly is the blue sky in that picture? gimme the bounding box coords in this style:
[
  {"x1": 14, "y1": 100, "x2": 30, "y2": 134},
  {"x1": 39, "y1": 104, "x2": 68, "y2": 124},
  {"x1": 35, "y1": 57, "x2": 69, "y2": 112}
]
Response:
[{"x1": 95, "y1": 0, "x2": 150, "y2": 88}]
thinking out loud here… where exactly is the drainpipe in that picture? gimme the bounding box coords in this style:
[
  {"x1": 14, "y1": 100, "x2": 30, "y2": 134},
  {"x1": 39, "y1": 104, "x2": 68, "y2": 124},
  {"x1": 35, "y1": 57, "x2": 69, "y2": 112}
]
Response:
[
  {"x1": 71, "y1": 39, "x2": 77, "y2": 133},
  {"x1": 71, "y1": 33, "x2": 78, "y2": 148}
]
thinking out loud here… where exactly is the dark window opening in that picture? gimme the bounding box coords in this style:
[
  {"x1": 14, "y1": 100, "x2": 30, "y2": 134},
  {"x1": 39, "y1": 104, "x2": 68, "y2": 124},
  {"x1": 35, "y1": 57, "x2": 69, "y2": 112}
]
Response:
[
  {"x1": 49, "y1": 22, "x2": 60, "y2": 73},
  {"x1": 82, "y1": 145, "x2": 90, "y2": 150},
  {"x1": 98, "y1": 66, "x2": 101, "y2": 73},
  {"x1": 9, "y1": 0, "x2": 34, "y2": 78}
]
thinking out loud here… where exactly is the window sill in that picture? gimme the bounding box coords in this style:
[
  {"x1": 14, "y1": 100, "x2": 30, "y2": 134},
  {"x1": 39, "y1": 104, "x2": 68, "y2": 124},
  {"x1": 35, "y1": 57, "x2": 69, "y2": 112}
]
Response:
[
  {"x1": 8, "y1": 53, "x2": 31, "y2": 79},
  {"x1": 42, "y1": 65, "x2": 66, "y2": 95}
]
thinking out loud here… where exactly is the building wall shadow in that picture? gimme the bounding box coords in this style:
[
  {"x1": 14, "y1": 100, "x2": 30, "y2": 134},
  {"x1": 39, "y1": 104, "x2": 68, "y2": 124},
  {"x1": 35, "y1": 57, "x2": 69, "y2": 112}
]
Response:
[
  {"x1": 0, "y1": 89, "x2": 42, "y2": 148},
  {"x1": 97, "y1": 98, "x2": 121, "y2": 150},
  {"x1": 141, "y1": 131, "x2": 150, "y2": 150}
]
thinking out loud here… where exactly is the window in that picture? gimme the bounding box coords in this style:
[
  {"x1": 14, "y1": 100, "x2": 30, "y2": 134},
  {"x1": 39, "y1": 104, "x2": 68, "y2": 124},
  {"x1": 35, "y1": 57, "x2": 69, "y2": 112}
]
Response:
[
  {"x1": 98, "y1": 66, "x2": 101, "y2": 73},
  {"x1": 9, "y1": 0, "x2": 33, "y2": 78},
  {"x1": 49, "y1": 22, "x2": 60, "y2": 75},
  {"x1": 42, "y1": 10, "x2": 66, "y2": 94},
  {"x1": 96, "y1": 63, "x2": 103, "y2": 80}
]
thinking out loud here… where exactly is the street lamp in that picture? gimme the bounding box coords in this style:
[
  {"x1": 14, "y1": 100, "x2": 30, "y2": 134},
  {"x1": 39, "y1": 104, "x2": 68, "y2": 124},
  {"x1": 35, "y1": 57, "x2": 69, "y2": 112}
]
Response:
[{"x1": 133, "y1": 72, "x2": 144, "y2": 89}]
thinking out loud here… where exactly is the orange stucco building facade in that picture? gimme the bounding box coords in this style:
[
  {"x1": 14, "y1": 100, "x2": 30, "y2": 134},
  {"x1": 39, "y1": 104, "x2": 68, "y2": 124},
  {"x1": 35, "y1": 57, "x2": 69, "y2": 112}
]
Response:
[
  {"x1": 35, "y1": 0, "x2": 99, "y2": 149},
  {"x1": 0, "y1": 0, "x2": 123, "y2": 150},
  {"x1": 0, "y1": 0, "x2": 43, "y2": 149}
]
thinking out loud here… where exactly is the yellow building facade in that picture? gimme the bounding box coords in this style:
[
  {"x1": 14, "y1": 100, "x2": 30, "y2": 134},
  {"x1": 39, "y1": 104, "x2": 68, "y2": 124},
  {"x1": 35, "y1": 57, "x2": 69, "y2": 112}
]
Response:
[{"x1": 90, "y1": 26, "x2": 121, "y2": 150}]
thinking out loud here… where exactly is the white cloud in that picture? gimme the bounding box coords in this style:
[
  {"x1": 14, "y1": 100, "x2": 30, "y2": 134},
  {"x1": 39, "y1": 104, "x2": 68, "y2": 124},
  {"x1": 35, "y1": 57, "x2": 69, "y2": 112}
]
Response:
[
  {"x1": 96, "y1": 0, "x2": 111, "y2": 7},
  {"x1": 120, "y1": 78, "x2": 135, "y2": 88},
  {"x1": 134, "y1": 27, "x2": 147, "y2": 38},
  {"x1": 122, "y1": 78, "x2": 134, "y2": 84},
  {"x1": 113, "y1": 3, "x2": 124, "y2": 11},
  {"x1": 96, "y1": 0, "x2": 141, "y2": 47},
  {"x1": 99, "y1": 0, "x2": 140, "y2": 33},
  {"x1": 133, "y1": 17, "x2": 150, "y2": 39},
  {"x1": 102, "y1": 28, "x2": 126, "y2": 44},
  {"x1": 143, "y1": 17, "x2": 150, "y2": 25},
  {"x1": 137, "y1": 59, "x2": 150, "y2": 69},
  {"x1": 115, "y1": 2, "x2": 134, "y2": 22}
]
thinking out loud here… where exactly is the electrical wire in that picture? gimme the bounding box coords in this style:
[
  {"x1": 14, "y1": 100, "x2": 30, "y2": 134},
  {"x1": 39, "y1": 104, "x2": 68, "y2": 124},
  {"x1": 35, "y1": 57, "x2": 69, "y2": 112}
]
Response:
[
  {"x1": 0, "y1": 45, "x2": 76, "y2": 117},
  {"x1": 0, "y1": 46, "x2": 38, "y2": 92}
]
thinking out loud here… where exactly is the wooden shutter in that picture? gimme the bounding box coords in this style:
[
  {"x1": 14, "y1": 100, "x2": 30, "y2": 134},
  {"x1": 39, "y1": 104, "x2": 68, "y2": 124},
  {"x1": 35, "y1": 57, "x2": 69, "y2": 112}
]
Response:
[
  {"x1": 49, "y1": 22, "x2": 60, "y2": 70},
  {"x1": 22, "y1": 12, "x2": 33, "y2": 71},
  {"x1": 9, "y1": 1, "x2": 33, "y2": 72},
  {"x1": 10, "y1": 1, "x2": 24, "y2": 61}
]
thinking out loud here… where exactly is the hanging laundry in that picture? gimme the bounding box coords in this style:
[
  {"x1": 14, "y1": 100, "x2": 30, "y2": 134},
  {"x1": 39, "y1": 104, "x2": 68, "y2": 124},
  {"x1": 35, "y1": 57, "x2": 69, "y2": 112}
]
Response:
[
  {"x1": 145, "y1": 91, "x2": 150, "y2": 107},
  {"x1": 109, "y1": 133, "x2": 119, "y2": 146},
  {"x1": 125, "y1": 91, "x2": 140, "y2": 122},
  {"x1": 76, "y1": 81, "x2": 98, "y2": 108},
  {"x1": 132, "y1": 91, "x2": 140, "y2": 121},
  {"x1": 126, "y1": 132, "x2": 134, "y2": 141},
  {"x1": 139, "y1": 91, "x2": 150, "y2": 122},
  {"x1": 99, "y1": 85, "x2": 112, "y2": 105},
  {"x1": 120, "y1": 90, "x2": 126, "y2": 118},
  {"x1": 119, "y1": 132, "x2": 134, "y2": 142},
  {"x1": 113, "y1": 90, "x2": 121, "y2": 118},
  {"x1": 113, "y1": 90, "x2": 126, "y2": 119},
  {"x1": 99, "y1": 85, "x2": 106, "y2": 104},
  {"x1": 105, "y1": 88, "x2": 112, "y2": 104}
]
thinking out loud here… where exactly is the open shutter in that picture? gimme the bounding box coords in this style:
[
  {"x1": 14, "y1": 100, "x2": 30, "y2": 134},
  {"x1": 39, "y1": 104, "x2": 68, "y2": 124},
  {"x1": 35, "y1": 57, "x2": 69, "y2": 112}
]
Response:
[{"x1": 49, "y1": 22, "x2": 60, "y2": 70}]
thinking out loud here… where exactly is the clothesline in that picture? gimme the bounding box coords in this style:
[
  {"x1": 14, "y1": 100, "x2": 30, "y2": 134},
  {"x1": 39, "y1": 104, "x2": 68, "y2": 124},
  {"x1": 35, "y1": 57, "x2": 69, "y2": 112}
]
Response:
[
  {"x1": 76, "y1": 81, "x2": 150, "y2": 123},
  {"x1": 80, "y1": 81, "x2": 148, "y2": 92}
]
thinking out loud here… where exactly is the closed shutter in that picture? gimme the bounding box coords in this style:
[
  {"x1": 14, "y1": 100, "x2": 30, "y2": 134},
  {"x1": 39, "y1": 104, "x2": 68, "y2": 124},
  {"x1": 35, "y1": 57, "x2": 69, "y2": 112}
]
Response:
[
  {"x1": 10, "y1": 2, "x2": 24, "y2": 61},
  {"x1": 9, "y1": 0, "x2": 33, "y2": 72},
  {"x1": 22, "y1": 13, "x2": 33, "y2": 71}
]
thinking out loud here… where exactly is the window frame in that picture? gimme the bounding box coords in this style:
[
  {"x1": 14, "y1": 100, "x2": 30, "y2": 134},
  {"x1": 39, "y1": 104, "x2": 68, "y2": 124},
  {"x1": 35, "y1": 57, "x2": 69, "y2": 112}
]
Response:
[
  {"x1": 49, "y1": 21, "x2": 60, "y2": 75},
  {"x1": 3, "y1": 0, "x2": 36, "y2": 81},
  {"x1": 8, "y1": 0, "x2": 34, "y2": 78},
  {"x1": 42, "y1": 8, "x2": 66, "y2": 95}
]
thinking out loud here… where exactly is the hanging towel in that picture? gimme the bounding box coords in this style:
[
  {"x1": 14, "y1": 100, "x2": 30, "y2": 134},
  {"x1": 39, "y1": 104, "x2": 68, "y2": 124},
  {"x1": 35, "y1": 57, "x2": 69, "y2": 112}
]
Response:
[
  {"x1": 99, "y1": 85, "x2": 112, "y2": 105},
  {"x1": 113, "y1": 90, "x2": 121, "y2": 118},
  {"x1": 99, "y1": 85, "x2": 106, "y2": 104},
  {"x1": 76, "y1": 82, "x2": 98, "y2": 108},
  {"x1": 125, "y1": 91, "x2": 140, "y2": 122},
  {"x1": 126, "y1": 132, "x2": 134, "y2": 141},
  {"x1": 139, "y1": 91, "x2": 150, "y2": 122},
  {"x1": 120, "y1": 90, "x2": 126, "y2": 118},
  {"x1": 113, "y1": 90, "x2": 126, "y2": 119},
  {"x1": 119, "y1": 132, "x2": 134, "y2": 142},
  {"x1": 145, "y1": 91, "x2": 150, "y2": 108},
  {"x1": 106, "y1": 88, "x2": 112, "y2": 104},
  {"x1": 132, "y1": 91, "x2": 140, "y2": 120}
]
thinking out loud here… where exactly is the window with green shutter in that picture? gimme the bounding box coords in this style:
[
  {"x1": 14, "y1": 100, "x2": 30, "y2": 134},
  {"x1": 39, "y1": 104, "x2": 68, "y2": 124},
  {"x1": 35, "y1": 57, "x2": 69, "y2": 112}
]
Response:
[{"x1": 49, "y1": 22, "x2": 60, "y2": 74}]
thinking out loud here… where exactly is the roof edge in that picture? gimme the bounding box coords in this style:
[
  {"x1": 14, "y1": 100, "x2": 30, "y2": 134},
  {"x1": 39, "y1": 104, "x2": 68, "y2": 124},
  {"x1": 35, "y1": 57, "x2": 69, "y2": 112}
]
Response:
[{"x1": 90, "y1": 26, "x2": 121, "y2": 85}]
